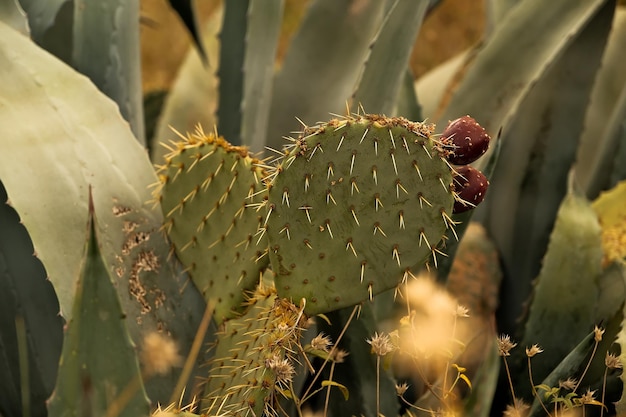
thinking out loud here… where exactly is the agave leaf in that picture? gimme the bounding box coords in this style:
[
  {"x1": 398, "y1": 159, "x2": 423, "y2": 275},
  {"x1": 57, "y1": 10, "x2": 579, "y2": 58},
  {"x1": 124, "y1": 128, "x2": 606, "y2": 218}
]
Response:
[
  {"x1": 242, "y1": 0, "x2": 283, "y2": 153},
  {"x1": 0, "y1": 181, "x2": 64, "y2": 417},
  {"x1": 18, "y1": 0, "x2": 73, "y2": 63},
  {"x1": 48, "y1": 202, "x2": 150, "y2": 417},
  {"x1": 16, "y1": 0, "x2": 67, "y2": 40},
  {"x1": 395, "y1": 69, "x2": 422, "y2": 122},
  {"x1": 0, "y1": 0, "x2": 28, "y2": 34},
  {"x1": 166, "y1": 0, "x2": 206, "y2": 63},
  {"x1": 414, "y1": 48, "x2": 471, "y2": 120},
  {"x1": 0, "y1": 21, "x2": 210, "y2": 403},
  {"x1": 484, "y1": 0, "x2": 518, "y2": 36},
  {"x1": 266, "y1": 0, "x2": 386, "y2": 151},
  {"x1": 73, "y1": 0, "x2": 145, "y2": 144},
  {"x1": 352, "y1": 0, "x2": 429, "y2": 116},
  {"x1": 577, "y1": 8, "x2": 626, "y2": 196},
  {"x1": 438, "y1": 0, "x2": 610, "y2": 137},
  {"x1": 514, "y1": 185, "x2": 603, "y2": 398},
  {"x1": 317, "y1": 304, "x2": 397, "y2": 417},
  {"x1": 216, "y1": 0, "x2": 248, "y2": 146},
  {"x1": 478, "y1": 0, "x2": 614, "y2": 336},
  {"x1": 150, "y1": 7, "x2": 221, "y2": 164}
]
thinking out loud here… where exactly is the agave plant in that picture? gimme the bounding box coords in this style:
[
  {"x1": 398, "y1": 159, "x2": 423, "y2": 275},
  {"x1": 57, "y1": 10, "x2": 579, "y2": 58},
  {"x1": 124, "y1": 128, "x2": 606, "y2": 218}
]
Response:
[{"x1": 0, "y1": 0, "x2": 625, "y2": 417}]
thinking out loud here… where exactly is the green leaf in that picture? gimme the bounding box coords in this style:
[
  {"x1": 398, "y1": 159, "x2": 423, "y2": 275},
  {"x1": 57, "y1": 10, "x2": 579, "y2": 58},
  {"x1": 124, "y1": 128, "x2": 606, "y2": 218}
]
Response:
[
  {"x1": 0, "y1": 181, "x2": 63, "y2": 417},
  {"x1": 0, "y1": 21, "x2": 211, "y2": 403},
  {"x1": 0, "y1": 0, "x2": 29, "y2": 34},
  {"x1": 395, "y1": 69, "x2": 422, "y2": 121},
  {"x1": 266, "y1": 0, "x2": 386, "y2": 151},
  {"x1": 352, "y1": 0, "x2": 429, "y2": 115},
  {"x1": 462, "y1": 341, "x2": 500, "y2": 417},
  {"x1": 577, "y1": 8, "x2": 626, "y2": 196},
  {"x1": 150, "y1": 7, "x2": 221, "y2": 164},
  {"x1": 242, "y1": 0, "x2": 284, "y2": 152},
  {"x1": 321, "y1": 380, "x2": 350, "y2": 401},
  {"x1": 73, "y1": 0, "x2": 145, "y2": 144},
  {"x1": 47, "y1": 202, "x2": 150, "y2": 417},
  {"x1": 217, "y1": 0, "x2": 248, "y2": 146},
  {"x1": 17, "y1": 0, "x2": 68, "y2": 40},
  {"x1": 477, "y1": 0, "x2": 614, "y2": 335},
  {"x1": 438, "y1": 0, "x2": 611, "y2": 137},
  {"x1": 515, "y1": 185, "x2": 603, "y2": 398}
]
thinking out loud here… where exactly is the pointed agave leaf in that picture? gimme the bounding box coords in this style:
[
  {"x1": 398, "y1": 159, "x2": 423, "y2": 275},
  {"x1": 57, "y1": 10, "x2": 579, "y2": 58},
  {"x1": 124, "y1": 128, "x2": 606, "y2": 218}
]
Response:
[
  {"x1": 0, "y1": 0, "x2": 29, "y2": 34},
  {"x1": 438, "y1": 0, "x2": 610, "y2": 137},
  {"x1": 0, "y1": 21, "x2": 210, "y2": 403},
  {"x1": 352, "y1": 0, "x2": 429, "y2": 115},
  {"x1": 0, "y1": 181, "x2": 64, "y2": 417},
  {"x1": 242, "y1": 0, "x2": 284, "y2": 152},
  {"x1": 217, "y1": 0, "x2": 249, "y2": 145},
  {"x1": 151, "y1": 7, "x2": 221, "y2": 164},
  {"x1": 395, "y1": 69, "x2": 422, "y2": 121},
  {"x1": 48, "y1": 204, "x2": 150, "y2": 417},
  {"x1": 167, "y1": 0, "x2": 207, "y2": 63},
  {"x1": 16, "y1": 0, "x2": 68, "y2": 40},
  {"x1": 266, "y1": 0, "x2": 386, "y2": 151},
  {"x1": 577, "y1": 9, "x2": 626, "y2": 195},
  {"x1": 477, "y1": 1, "x2": 614, "y2": 336},
  {"x1": 73, "y1": 0, "x2": 145, "y2": 144},
  {"x1": 514, "y1": 186, "x2": 603, "y2": 397}
]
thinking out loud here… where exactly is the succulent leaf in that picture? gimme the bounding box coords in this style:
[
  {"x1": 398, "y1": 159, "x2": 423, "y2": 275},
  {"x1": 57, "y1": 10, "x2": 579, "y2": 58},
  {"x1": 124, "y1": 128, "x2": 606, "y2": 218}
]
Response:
[
  {"x1": 156, "y1": 129, "x2": 269, "y2": 322},
  {"x1": 266, "y1": 114, "x2": 456, "y2": 315},
  {"x1": 48, "y1": 202, "x2": 150, "y2": 417},
  {"x1": 201, "y1": 276, "x2": 306, "y2": 416}
]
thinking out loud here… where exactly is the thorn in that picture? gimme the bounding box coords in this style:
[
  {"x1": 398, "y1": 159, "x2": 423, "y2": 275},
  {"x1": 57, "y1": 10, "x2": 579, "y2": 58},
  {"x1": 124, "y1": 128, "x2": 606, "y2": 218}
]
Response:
[
  {"x1": 326, "y1": 189, "x2": 337, "y2": 205},
  {"x1": 307, "y1": 143, "x2": 323, "y2": 161},
  {"x1": 299, "y1": 205, "x2": 312, "y2": 223},
  {"x1": 395, "y1": 179, "x2": 408, "y2": 199},
  {"x1": 229, "y1": 159, "x2": 238, "y2": 172},
  {"x1": 399, "y1": 210, "x2": 405, "y2": 229},
  {"x1": 418, "y1": 193, "x2": 432, "y2": 208},
  {"x1": 421, "y1": 142, "x2": 433, "y2": 159},
  {"x1": 374, "y1": 137, "x2": 379, "y2": 156},
  {"x1": 304, "y1": 174, "x2": 311, "y2": 193},
  {"x1": 419, "y1": 229, "x2": 431, "y2": 249},
  {"x1": 350, "y1": 178, "x2": 360, "y2": 195},
  {"x1": 336, "y1": 134, "x2": 345, "y2": 151},
  {"x1": 282, "y1": 188, "x2": 290, "y2": 207},
  {"x1": 234, "y1": 204, "x2": 245, "y2": 220},
  {"x1": 412, "y1": 160, "x2": 423, "y2": 181},
  {"x1": 389, "y1": 150, "x2": 398, "y2": 176},
  {"x1": 264, "y1": 204, "x2": 274, "y2": 226},
  {"x1": 371, "y1": 166, "x2": 378, "y2": 185},
  {"x1": 359, "y1": 128, "x2": 369, "y2": 144},
  {"x1": 325, "y1": 219, "x2": 334, "y2": 239},
  {"x1": 373, "y1": 222, "x2": 387, "y2": 237},
  {"x1": 279, "y1": 224, "x2": 291, "y2": 240},
  {"x1": 235, "y1": 234, "x2": 253, "y2": 251},
  {"x1": 431, "y1": 247, "x2": 447, "y2": 268},
  {"x1": 368, "y1": 282, "x2": 373, "y2": 301},
  {"x1": 402, "y1": 136, "x2": 410, "y2": 154},
  {"x1": 346, "y1": 239, "x2": 358, "y2": 257},
  {"x1": 392, "y1": 245, "x2": 401, "y2": 267},
  {"x1": 350, "y1": 206, "x2": 360, "y2": 226},
  {"x1": 361, "y1": 261, "x2": 366, "y2": 283},
  {"x1": 350, "y1": 150, "x2": 357, "y2": 175},
  {"x1": 438, "y1": 175, "x2": 449, "y2": 192},
  {"x1": 327, "y1": 162, "x2": 334, "y2": 180},
  {"x1": 255, "y1": 248, "x2": 269, "y2": 262},
  {"x1": 214, "y1": 159, "x2": 225, "y2": 176},
  {"x1": 284, "y1": 154, "x2": 297, "y2": 169},
  {"x1": 255, "y1": 226, "x2": 267, "y2": 245},
  {"x1": 374, "y1": 194, "x2": 383, "y2": 212},
  {"x1": 303, "y1": 239, "x2": 312, "y2": 250},
  {"x1": 389, "y1": 129, "x2": 396, "y2": 149}
]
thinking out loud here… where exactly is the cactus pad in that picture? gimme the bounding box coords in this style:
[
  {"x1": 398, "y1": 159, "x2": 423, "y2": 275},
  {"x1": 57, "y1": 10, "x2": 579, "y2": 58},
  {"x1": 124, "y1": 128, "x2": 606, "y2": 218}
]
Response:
[
  {"x1": 155, "y1": 127, "x2": 268, "y2": 322},
  {"x1": 202, "y1": 277, "x2": 306, "y2": 416},
  {"x1": 264, "y1": 114, "x2": 457, "y2": 315}
]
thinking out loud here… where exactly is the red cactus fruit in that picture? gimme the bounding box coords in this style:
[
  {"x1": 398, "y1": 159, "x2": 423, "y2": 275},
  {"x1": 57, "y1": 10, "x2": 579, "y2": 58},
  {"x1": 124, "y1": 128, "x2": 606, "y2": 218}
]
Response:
[
  {"x1": 453, "y1": 166, "x2": 489, "y2": 213},
  {"x1": 441, "y1": 116, "x2": 491, "y2": 165}
]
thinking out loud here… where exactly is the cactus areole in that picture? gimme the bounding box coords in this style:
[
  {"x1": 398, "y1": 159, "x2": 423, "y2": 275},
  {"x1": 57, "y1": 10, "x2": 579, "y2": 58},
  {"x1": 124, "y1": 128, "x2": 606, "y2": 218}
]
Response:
[{"x1": 264, "y1": 114, "x2": 458, "y2": 315}]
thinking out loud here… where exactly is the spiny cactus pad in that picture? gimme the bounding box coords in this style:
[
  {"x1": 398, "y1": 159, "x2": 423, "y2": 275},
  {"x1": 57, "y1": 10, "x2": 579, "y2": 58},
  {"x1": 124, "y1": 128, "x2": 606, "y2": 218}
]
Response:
[
  {"x1": 202, "y1": 278, "x2": 306, "y2": 416},
  {"x1": 155, "y1": 127, "x2": 268, "y2": 322},
  {"x1": 264, "y1": 114, "x2": 457, "y2": 315}
]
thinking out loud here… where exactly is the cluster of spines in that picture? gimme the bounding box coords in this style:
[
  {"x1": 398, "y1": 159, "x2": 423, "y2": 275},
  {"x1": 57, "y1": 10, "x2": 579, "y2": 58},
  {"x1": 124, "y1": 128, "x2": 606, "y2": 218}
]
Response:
[{"x1": 202, "y1": 280, "x2": 307, "y2": 416}]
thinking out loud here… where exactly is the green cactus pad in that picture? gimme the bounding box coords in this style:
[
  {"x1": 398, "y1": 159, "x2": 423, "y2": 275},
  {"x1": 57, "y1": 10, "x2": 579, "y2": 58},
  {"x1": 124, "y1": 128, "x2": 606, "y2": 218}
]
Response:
[
  {"x1": 155, "y1": 127, "x2": 268, "y2": 322},
  {"x1": 202, "y1": 277, "x2": 306, "y2": 416},
  {"x1": 265, "y1": 114, "x2": 456, "y2": 315}
]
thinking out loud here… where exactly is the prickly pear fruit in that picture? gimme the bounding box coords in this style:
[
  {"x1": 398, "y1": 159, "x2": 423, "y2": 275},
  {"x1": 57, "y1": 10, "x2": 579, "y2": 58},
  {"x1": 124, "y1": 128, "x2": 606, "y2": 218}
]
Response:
[
  {"x1": 452, "y1": 165, "x2": 489, "y2": 213},
  {"x1": 263, "y1": 114, "x2": 457, "y2": 315},
  {"x1": 441, "y1": 116, "x2": 490, "y2": 165},
  {"x1": 202, "y1": 276, "x2": 307, "y2": 416},
  {"x1": 155, "y1": 127, "x2": 268, "y2": 323}
]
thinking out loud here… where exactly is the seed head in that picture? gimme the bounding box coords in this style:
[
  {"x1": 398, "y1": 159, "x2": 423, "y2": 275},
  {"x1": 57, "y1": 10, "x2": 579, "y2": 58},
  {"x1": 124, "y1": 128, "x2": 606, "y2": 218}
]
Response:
[
  {"x1": 455, "y1": 304, "x2": 470, "y2": 318},
  {"x1": 594, "y1": 325, "x2": 605, "y2": 342},
  {"x1": 525, "y1": 344, "x2": 543, "y2": 358},
  {"x1": 140, "y1": 332, "x2": 182, "y2": 376},
  {"x1": 395, "y1": 382, "x2": 409, "y2": 396},
  {"x1": 497, "y1": 334, "x2": 516, "y2": 357},
  {"x1": 367, "y1": 332, "x2": 396, "y2": 356},
  {"x1": 605, "y1": 352, "x2": 622, "y2": 370},
  {"x1": 503, "y1": 398, "x2": 529, "y2": 417},
  {"x1": 330, "y1": 348, "x2": 349, "y2": 363},
  {"x1": 310, "y1": 333, "x2": 333, "y2": 352},
  {"x1": 559, "y1": 378, "x2": 577, "y2": 391},
  {"x1": 265, "y1": 356, "x2": 295, "y2": 387}
]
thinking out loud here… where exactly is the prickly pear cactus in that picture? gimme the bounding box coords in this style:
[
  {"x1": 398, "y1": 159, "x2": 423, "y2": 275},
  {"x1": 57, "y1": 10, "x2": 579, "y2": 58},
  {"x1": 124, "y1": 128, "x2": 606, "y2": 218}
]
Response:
[
  {"x1": 155, "y1": 127, "x2": 268, "y2": 322},
  {"x1": 202, "y1": 276, "x2": 306, "y2": 416},
  {"x1": 264, "y1": 114, "x2": 459, "y2": 315}
]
